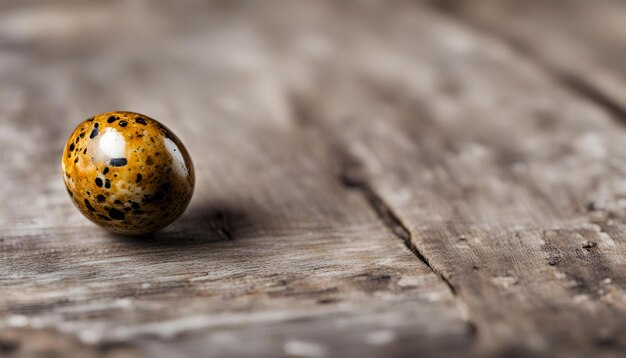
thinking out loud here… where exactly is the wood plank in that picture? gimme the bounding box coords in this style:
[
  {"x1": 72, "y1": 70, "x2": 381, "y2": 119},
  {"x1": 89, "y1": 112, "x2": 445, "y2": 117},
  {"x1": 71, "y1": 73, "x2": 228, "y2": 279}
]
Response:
[
  {"x1": 281, "y1": 4, "x2": 626, "y2": 356},
  {"x1": 434, "y1": 0, "x2": 626, "y2": 117},
  {"x1": 0, "y1": 1, "x2": 473, "y2": 356}
]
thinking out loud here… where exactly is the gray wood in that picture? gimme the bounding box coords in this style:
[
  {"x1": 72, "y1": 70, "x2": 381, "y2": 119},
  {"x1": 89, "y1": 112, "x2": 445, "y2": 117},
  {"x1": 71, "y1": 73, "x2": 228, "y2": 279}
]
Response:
[
  {"x1": 435, "y1": 0, "x2": 626, "y2": 118},
  {"x1": 278, "y1": 4, "x2": 626, "y2": 357},
  {"x1": 3, "y1": 0, "x2": 626, "y2": 357},
  {"x1": 0, "y1": 1, "x2": 471, "y2": 357}
]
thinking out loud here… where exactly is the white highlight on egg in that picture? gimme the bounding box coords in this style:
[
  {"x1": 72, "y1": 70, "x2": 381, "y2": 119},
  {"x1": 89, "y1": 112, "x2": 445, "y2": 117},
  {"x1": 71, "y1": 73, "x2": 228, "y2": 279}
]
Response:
[
  {"x1": 99, "y1": 128, "x2": 126, "y2": 158},
  {"x1": 164, "y1": 137, "x2": 188, "y2": 176}
]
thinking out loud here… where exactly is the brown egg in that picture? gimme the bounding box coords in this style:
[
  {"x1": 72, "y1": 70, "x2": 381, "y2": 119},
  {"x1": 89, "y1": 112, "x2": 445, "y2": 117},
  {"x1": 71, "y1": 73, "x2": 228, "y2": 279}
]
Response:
[{"x1": 62, "y1": 111, "x2": 195, "y2": 235}]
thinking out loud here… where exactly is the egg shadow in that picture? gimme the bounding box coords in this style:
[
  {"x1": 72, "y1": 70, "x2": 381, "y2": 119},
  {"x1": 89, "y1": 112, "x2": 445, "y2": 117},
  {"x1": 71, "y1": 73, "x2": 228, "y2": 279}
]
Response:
[{"x1": 111, "y1": 202, "x2": 255, "y2": 249}]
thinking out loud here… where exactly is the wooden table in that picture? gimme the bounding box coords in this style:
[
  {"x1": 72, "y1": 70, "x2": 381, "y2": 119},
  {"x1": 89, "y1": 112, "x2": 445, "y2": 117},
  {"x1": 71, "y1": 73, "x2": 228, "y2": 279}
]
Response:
[{"x1": 2, "y1": 1, "x2": 626, "y2": 356}]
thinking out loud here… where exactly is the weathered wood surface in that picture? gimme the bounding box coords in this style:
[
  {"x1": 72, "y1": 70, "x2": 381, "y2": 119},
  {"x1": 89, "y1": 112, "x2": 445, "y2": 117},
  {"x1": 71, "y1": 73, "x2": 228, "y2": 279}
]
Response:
[
  {"x1": 437, "y1": 0, "x2": 626, "y2": 118},
  {"x1": 2, "y1": 0, "x2": 626, "y2": 357}
]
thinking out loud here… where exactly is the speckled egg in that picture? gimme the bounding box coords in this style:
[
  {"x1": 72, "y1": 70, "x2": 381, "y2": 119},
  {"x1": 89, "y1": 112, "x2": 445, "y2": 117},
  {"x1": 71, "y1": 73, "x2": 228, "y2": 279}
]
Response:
[{"x1": 62, "y1": 111, "x2": 194, "y2": 235}]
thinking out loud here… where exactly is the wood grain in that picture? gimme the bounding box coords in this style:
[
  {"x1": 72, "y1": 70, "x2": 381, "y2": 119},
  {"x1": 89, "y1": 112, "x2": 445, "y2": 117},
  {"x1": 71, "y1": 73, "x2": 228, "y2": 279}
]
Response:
[
  {"x1": 435, "y1": 0, "x2": 626, "y2": 118},
  {"x1": 3, "y1": 0, "x2": 626, "y2": 357},
  {"x1": 0, "y1": 1, "x2": 471, "y2": 357},
  {"x1": 266, "y1": 2, "x2": 626, "y2": 356}
]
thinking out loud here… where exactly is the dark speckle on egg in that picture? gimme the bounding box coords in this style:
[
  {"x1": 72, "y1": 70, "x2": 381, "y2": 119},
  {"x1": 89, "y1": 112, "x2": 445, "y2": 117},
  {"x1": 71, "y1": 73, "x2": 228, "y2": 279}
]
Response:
[
  {"x1": 110, "y1": 158, "x2": 127, "y2": 167},
  {"x1": 84, "y1": 199, "x2": 96, "y2": 212},
  {"x1": 108, "y1": 208, "x2": 125, "y2": 220},
  {"x1": 90, "y1": 125, "x2": 99, "y2": 139}
]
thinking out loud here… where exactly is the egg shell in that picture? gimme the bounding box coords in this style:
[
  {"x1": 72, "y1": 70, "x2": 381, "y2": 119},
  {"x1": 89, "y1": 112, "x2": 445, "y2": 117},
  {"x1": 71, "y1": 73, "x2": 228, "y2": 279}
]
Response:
[{"x1": 62, "y1": 111, "x2": 195, "y2": 235}]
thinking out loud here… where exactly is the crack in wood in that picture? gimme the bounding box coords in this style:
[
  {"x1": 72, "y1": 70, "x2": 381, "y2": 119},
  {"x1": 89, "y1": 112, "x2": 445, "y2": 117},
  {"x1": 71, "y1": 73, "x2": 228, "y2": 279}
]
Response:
[
  {"x1": 338, "y1": 162, "x2": 458, "y2": 295},
  {"x1": 290, "y1": 92, "x2": 465, "y2": 293},
  {"x1": 289, "y1": 92, "x2": 473, "y2": 324},
  {"x1": 287, "y1": 74, "x2": 480, "y2": 341},
  {"x1": 338, "y1": 158, "x2": 477, "y2": 336},
  {"x1": 558, "y1": 74, "x2": 626, "y2": 123}
]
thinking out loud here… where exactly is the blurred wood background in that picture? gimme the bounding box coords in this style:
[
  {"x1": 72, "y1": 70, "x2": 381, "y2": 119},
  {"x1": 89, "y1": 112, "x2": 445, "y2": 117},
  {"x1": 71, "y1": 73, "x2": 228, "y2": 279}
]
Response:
[{"x1": 3, "y1": 0, "x2": 626, "y2": 356}]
